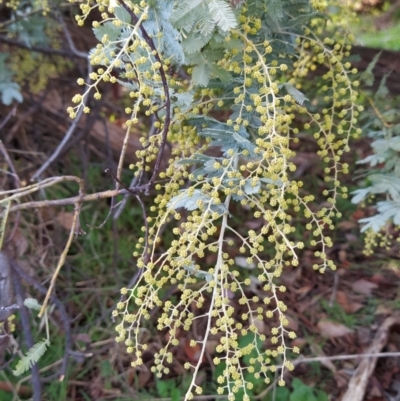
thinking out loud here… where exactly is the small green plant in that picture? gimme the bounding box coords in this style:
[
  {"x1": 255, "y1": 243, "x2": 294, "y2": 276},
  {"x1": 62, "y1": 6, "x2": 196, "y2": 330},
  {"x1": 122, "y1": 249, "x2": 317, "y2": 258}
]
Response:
[
  {"x1": 12, "y1": 298, "x2": 50, "y2": 376},
  {"x1": 288, "y1": 378, "x2": 328, "y2": 401}
]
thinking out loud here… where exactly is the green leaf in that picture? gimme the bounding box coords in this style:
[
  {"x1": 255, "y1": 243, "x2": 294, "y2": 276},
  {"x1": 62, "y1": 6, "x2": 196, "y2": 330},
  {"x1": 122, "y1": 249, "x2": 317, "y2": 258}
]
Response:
[
  {"x1": 24, "y1": 298, "x2": 41, "y2": 311},
  {"x1": 351, "y1": 188, "x2": 370, "y2": 204},
  {"x1": 168, "y1": 189, "x2": 208, "y2": 211},
  {"x1": 160, "y1": 21, "x2": 185, "y2": 64},
  {"x1": 315, "y1": 389, "x2": 329, "y2": 401},
  {"x1": 208, "y1": 63, "x2": 232, "y2": 83},
  {"x1": 238, "y1": 333, "x2": 262, "y2": 366},
  {"x1": 13, "y1": 339, "x2": 50, "y2": 376},
  {"x1": 290, "y1": 378, "x2": 317, "y2": 401},
  {"x1": 168, "y1": 189, "x2": 228, "y2": 215},
  {"x1": 182, "y1": 31, "x2": 213, "y2": 54},
  {"x1": 93, "y1": 21, "x2": 122, "y2": 43},
  {"x1": 114, "y1": 6, "x2": 131, "y2": 23},
  {"x1": 171, "y1": 387, "x2": 181, "y2": 401},
  {"x1": 192, "y1": 63, "x2": 211, "y2": 86},
  {"x1": 0, "y1": 83, "x2": 23, "y2": 105},
  {"x1": 183, "y1": 262, "x2": 213, "y2": 282},
  {"x1": 244, "y1": 180, "x2": 261, "y2": 195},
  {"x1": 265, "y1": 386, "x2": 290, "y2": 401},
  {"x1": 360, "y1": 51, "x2": 381, "y2": 86},
  {"x1": 266, "y1": 0, "x2": 284, "y2": 21}
]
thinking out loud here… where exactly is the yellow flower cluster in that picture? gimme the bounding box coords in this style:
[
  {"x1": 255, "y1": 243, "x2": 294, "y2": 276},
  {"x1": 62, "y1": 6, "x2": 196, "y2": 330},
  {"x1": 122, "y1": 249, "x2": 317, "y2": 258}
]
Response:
[{"x1": 72, "y1": 1, "x2": 358, "y2": 398}]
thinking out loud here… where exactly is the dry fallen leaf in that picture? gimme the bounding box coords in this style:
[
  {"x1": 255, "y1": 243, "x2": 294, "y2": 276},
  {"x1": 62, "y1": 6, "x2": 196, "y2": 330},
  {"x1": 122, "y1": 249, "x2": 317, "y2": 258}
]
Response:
[
  {"x1": 374, "y1": 304, "x2": 393, "y2": 315},
  {"x1": 57, "y1": 211, "x2": 75, "y2": 231},
  {"x1": 205, "y1": 340, "x2": 218, "y2": 356},
  {"x1": 291, "y1": 338, "x2": 307, "y2": 349},
  {"x1": 317, "y1": 320, "x2": 353, "y2": 338},
  {"x1": 183, "y1": 338, "x2": 205, "y2": 364},
  {"x1": 9, "y1": 228, "x2": 28, "y2": 257},
  {"x1": 285, "y1": 314, "x2": 299, "y2": 332},
  {"x1": 337, "y1": 221, "x2": 358, "y2": 230},
  {"x1": 336, "y1": 291, "x2": 364, "y2": 314},
  {"x1": 351, "y1": 279, "x2": 378, "y2": 296}
]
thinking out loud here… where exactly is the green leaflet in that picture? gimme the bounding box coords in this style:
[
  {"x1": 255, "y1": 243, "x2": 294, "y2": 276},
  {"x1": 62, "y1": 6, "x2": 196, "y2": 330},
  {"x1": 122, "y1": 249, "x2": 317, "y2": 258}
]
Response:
[
  {"x1": 168, "y1": 189, "x2": 228, "y2": 216},
  {"x1": 192, "y1": 63, "x2": 211, "y2": 86},
  {"x1": 114, "y1": 6, "x2": 132, "y2": 23},
  {"x1": 24, "y1": 298, "x2": 42, "y2": 311},
  {"x1": 181, "y1": 31, "x2": 213, "y2": 54},
  {"x1": 282, "y1": 83, "x2": 309, "y2": 105},
  {"x1": 0, "y1": 54, "x2": 22, "y2": 105}
]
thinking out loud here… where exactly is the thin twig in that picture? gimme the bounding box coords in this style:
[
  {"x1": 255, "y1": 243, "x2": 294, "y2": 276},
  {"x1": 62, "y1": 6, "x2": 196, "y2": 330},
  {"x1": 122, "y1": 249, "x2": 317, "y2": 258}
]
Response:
[
  {"x1": 368, "y1": 97, "x2": 393, "y2": 128},
  {"x1": 294, "y1": 351, "x2": 400, "y2": 365},
  {"x1": 1, "y1": 188, "x2": 130, "y2": 215},
  {"x1": 0, "y1": 140, "x2": 21, "y2": 244},
  {"x1": 58, "y1": 17, "x2": 87, "y2": 59},
  {"x1": 5, "y1": 104, "x2": 39, "y2": 143},
  {"x1": 0, "y1": 141, "x2": 20, "y2": 187},
  {"x1": 0, "y1": 104, "x2": 17, "y2": 131},
  {"x1": 30, "y1": 101, "x2": 87, "y2": 181},
  {"x1": 112, "y1": 175, "x2": 139, "y2": 220},
  {"x1": 38, "y1": 178, "x2": 85, "y2": 317},
  {"x1": 329, "y1": 270, "x2": 339, "y2": 307},
  {"x1": 1, "y1": 175, "x2": 84, "y2": 203}
]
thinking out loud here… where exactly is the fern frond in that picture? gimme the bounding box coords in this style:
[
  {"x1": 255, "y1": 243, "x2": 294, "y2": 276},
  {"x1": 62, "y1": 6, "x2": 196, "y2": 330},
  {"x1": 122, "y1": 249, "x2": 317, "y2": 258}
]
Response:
[{"x1": 13, "y1": 339, "x2": 50, "y2": 376}]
